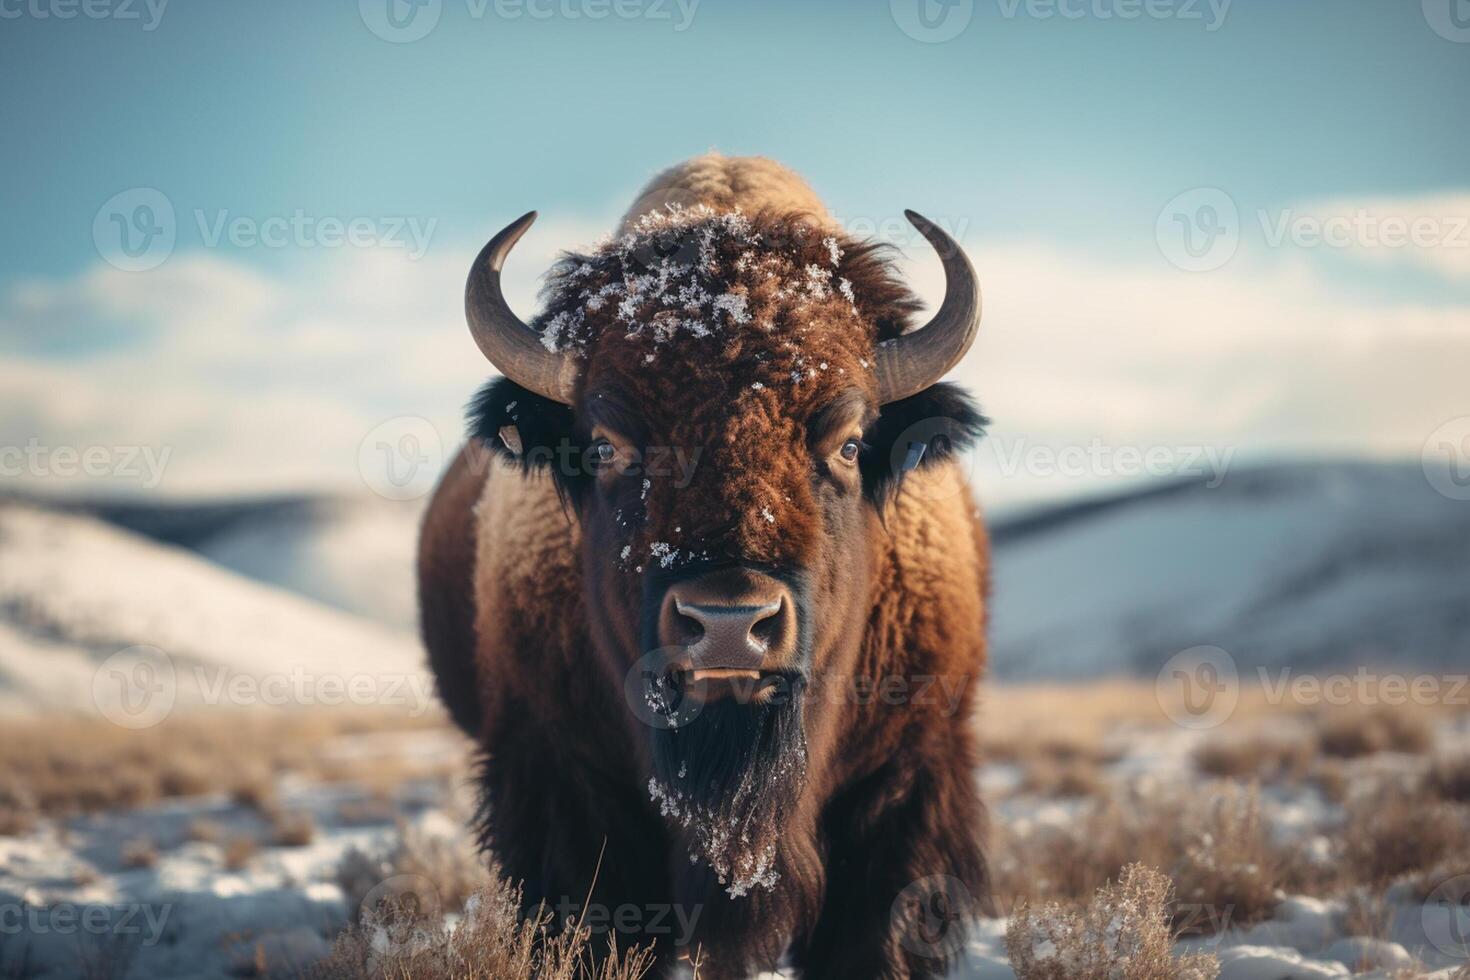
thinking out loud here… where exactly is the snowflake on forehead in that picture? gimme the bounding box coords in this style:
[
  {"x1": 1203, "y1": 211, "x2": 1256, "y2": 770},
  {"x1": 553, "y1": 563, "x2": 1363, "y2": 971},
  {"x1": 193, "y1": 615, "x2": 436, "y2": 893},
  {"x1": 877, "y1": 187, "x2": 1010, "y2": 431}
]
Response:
[{"x1": 533, "y1": 204, "x2": 862, "y2": 362}]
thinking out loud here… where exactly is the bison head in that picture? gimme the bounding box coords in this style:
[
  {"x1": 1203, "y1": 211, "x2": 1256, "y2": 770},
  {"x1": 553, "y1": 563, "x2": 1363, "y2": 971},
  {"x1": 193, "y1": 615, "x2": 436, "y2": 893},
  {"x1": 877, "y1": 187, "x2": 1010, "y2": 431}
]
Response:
[{"x1": 464, "y1": 205, "x2": 984, "y2": 895}]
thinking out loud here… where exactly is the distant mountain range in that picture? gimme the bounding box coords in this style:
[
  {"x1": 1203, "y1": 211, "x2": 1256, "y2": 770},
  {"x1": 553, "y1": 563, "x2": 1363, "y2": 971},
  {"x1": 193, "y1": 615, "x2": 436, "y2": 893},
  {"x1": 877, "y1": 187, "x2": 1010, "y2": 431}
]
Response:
[
  {"x1": 3, "y1": 460, "x2": 1465, "y2": 713},
  {"x1": 0, "y1": 501, "x2": 421, "y2": 715},
  {"x1": 986, "y1": 460, "x2": 1470, "y2": 679}
]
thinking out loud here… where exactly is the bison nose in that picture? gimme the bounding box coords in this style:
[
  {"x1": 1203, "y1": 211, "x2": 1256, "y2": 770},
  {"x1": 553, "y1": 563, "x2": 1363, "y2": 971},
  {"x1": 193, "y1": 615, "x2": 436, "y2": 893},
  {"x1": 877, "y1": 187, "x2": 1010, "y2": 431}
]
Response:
[{"x1": 658, "y1": 572, "x2": 797, "y2": 675}]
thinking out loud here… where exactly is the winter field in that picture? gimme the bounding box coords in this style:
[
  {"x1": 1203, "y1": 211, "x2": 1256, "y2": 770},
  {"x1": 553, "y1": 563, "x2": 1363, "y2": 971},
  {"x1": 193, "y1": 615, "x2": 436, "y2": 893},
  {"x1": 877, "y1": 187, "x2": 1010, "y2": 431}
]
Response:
[
  {"x1": 2, "y1": 688, "x2": 1468, "y2": 979},
  {"x1": 2, "y1": 461, "x2": 1469, "y2": 979}
]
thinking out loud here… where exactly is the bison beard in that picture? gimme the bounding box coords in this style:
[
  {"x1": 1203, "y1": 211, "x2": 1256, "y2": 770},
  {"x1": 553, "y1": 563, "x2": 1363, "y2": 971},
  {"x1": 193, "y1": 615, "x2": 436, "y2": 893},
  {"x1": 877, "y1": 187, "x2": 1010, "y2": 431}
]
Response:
[{"x1": 646, "y1": 675, "x2": 807, "y2": 898}]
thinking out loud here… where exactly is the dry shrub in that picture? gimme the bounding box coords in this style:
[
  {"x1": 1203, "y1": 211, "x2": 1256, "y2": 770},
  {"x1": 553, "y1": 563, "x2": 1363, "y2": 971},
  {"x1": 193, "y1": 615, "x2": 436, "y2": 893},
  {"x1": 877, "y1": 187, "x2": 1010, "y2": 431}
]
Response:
[
  {"x1": 1316, "y1": 706, "x2": 1434, "y2": 759},
  {"x1": 1192, "y1": 734, "x2": 1317, "y2": 783},
  {"x1": 230, "y1": 767, "x2": 280, "y2": 812},
  {"x1": 120, "y1": 838, "x2": 157, "y2": 869},
  {"x1": 1340, "y1": 889, "x2": 1392, "y2": 943},
  {"x1": 1312, "y1": 759, "x2": 1350, "y2": 803},
  {"x1": 1424, "y1": 754, "x2": 1470, "y2": 803},
  {"x1": 306, "y1": 873, "x2": 654, "y2": 980},
  {"x1": 991, "y1": 796, "x2": 1164, "y2": 908},
  {"x1": 335, "y1": 797, "x2": 399, "y2": 827},
  {"x1": 1019, "y1": 757, "x2": 1106, "y2": 799},
  {"x1": 223, "y1": 835, "x2": 259, "y2": 871},
  {"x1": 1341, "y1": 788, "x2": 1468, "y2": 885},
  {"x1": 186, "y1": 818, "x2": 222, "y2": 843},
  {"x1": 337, "y1": 823, "x2": 492, "y2": 919},
  {"x1": 1169, "y1": 786, "x2": 1281, "y2": 935},
  {"x1": 985, "y1": 731, "x2": 1124, "y2": 770},
  {"x1": 0, "y1": 806, "x2": 35, "y2": 837},
  {"x1": 0, "y1": 781, "x2": 37, "y2": 837},
  {"x1": 0, "y1": 709, "x2": 460, "y2": 820},
  {"x1": 1004, "y1": 864, "x2": 1219, "y2": 980},
  {"x1": 270, "y1": 809, "x2": 317, "y2": 847},
  {"x1": 992, "y1": 784, "x2": 1282, "y2": 934}
]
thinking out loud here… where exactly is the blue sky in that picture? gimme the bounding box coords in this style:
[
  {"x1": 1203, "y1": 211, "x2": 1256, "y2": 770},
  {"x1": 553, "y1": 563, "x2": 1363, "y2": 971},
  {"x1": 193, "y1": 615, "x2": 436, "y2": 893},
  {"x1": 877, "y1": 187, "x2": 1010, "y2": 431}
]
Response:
[{"x1": 3, "y1": 0, "x2": 1469, "y2": 504}]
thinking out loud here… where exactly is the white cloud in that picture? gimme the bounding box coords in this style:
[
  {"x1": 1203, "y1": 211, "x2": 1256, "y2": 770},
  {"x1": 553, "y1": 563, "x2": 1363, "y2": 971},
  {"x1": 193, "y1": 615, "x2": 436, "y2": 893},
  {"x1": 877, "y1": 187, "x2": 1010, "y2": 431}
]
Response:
[
  {"x1": 1260, "y1": 193, "x2": 1470, "y2": 281},
  {"x1": 0, "y1": 217, "x2": 606, "y2": 499},
  {"x1": 3, "y1": 210, "x2": 1467, "y2": 508},
  {"x1": 890, "y1": 231, "x2": 1470, "y2": 507}
]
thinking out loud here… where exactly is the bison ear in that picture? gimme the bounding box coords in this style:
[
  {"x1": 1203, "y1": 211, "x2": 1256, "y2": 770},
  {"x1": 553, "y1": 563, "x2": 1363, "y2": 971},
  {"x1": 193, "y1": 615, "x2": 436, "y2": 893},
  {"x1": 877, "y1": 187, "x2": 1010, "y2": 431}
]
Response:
[
  {"x1": 860, "y1": 382, "x2": 988, "y2": 506},
  {"x1": 467, "y1": 377, "x2": 579, "y2": 479}
]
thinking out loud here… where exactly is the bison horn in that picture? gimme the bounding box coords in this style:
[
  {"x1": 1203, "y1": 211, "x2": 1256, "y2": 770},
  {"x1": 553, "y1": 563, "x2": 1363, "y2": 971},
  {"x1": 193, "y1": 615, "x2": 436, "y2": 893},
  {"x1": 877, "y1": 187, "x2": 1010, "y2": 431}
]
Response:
[
  {"x1": 465, "y1": 211, "x2": 580, "y2": 405},
  {"x1": 874, "y1": 210, "x2": 982, "y2": 404}
]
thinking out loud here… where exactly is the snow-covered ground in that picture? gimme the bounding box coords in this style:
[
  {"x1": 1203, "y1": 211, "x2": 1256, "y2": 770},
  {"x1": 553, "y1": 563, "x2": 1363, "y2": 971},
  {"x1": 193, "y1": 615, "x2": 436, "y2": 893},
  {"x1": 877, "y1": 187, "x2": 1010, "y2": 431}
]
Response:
[
  {"x1": 0, "y1": 729, "x2": 465, "y2": 978},
  {"x1": 3, "y1": 719, "x2": 1467, "y2": 979},
  {"x1": 3, "y1": 462, "x2": 1468, "y2": 977}
]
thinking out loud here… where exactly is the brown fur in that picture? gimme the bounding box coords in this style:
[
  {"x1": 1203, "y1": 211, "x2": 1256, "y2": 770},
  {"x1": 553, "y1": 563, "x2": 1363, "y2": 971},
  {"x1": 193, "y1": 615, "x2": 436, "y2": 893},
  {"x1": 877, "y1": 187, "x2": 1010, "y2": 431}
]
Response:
[
  {"x1": 619, "y1": 152, "x2": 834, "y2": 233},
  {"x1": 419, "y1": 156, "x2": 990, "y2": 979}
]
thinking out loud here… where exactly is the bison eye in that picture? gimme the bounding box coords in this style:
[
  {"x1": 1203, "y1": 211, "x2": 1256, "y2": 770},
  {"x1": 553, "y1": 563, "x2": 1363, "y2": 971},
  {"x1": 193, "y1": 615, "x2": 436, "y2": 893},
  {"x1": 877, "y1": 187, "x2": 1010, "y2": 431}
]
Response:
[
  {"x1": 838, "y1": 438, "x2": 861, "y2": 463},
  {"x1": 592, "y1": 439, "x2": 618, "y2": 466}
]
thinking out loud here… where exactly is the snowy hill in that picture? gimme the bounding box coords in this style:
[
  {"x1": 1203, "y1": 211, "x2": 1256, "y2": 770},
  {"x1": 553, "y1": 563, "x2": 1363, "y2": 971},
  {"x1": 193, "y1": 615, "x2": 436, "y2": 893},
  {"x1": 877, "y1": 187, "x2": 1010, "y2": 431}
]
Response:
[
  {"x1": 6, "y1": 459, "x2": 1464, "y2": 703},
  {"x1": 986, "y1": 461, "x2": 1470, "y2": 680},
  {"x1": 13, "y1": 493, "x2": 424, "y2": 631},
  {"x1": 0, "y1": 503, "x2": 425, "y2": 716}
]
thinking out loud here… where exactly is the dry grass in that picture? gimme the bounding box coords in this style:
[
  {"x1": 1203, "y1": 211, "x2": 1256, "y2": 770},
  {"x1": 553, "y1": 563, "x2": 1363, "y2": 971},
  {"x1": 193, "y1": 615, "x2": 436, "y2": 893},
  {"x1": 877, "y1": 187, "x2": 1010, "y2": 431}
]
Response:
[
  {"x1": 1169, "y1": 786, "x2": 1282, "y2": 935},
  {"x1": 1018, "y1": 756, "x2": 1107, "y2": 799},
  {"x1": 229, "y1": 766, "x2": 281, "y2": 812},
  {"x1": 223, "y1": 835, "x2": 260, "y2": 871},
  {"x1": 315, "y1": 812, "x2": 651, "y2": 979},
  {"x1": 1315, "y1": 706, "x2": 1435, "y2": 758},
  {"x1": 186, "y1": 817, "x2": 222, "y2": 843},
  {"x1": 304, "y1": 873, "x2": 655, "y2": 980},
  {"x1": 0, "y1": 708, "x2": 462, "y2": 821},
  {"x1": 337, "y1": 822, "x2": 492, "y2": 920},
  {"x1": 992, "y1": 784, "x2": 1283, "y2": 934},
  {"x1": 979, "y1": 683, "x2": 1152, "y2": 766},
  {"x1": 1005, "y1": 864, "x2": 1219, "y2": 980},
  {"x1": 0, "y1": 780, "x2": 37, "y2": 837},
  {"x1": 120, "y1": 838, "x2": 158, "y2": 869},
  {"x1": 981, "y1": 682, "x2": 1463, "y2": 761},
  {"x1": 1340, "y1": 787, "x2": 1468, "y2": 887},
  {"x1": 1424, "y1": 753, "x2": 1470, "y2": 803},
  {"x1": 1191, "y1": 733, "x2": 1318, "y2": 783},
  {"x1": 270, "y1": 809, "x2": 317, "y2": 847},
  {"x1": 1311, "y1": 759, "x2": 1351, "y2": 803}
]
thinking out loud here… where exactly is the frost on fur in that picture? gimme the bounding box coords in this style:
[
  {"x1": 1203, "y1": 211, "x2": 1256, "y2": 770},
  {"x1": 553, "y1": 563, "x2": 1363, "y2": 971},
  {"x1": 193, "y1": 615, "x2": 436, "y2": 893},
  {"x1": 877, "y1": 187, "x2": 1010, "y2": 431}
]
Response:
[{"x1": 531, "y1": 204, "x2": 864, "y2": 369}]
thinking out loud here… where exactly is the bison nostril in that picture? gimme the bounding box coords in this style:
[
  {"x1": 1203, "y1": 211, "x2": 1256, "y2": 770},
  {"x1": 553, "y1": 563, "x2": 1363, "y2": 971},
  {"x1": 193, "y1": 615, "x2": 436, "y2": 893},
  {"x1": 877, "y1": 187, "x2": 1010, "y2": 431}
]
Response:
[
  {"x1": 749, "y1": 600, "x2": 783, "y2": 649},
  {"x1": 663, "y1": 578, "x2": 795, "y2": 672},
  {"x1": 674, "y1": 611, "x2": 705, "y2": 645}
]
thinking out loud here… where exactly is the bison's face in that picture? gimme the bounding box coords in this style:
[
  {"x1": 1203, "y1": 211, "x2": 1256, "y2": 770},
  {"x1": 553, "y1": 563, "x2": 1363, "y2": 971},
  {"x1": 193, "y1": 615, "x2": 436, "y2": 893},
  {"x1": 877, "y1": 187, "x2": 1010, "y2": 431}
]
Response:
[{"x1": 464, "y1": 207, "x2": 983, "y2": 894}]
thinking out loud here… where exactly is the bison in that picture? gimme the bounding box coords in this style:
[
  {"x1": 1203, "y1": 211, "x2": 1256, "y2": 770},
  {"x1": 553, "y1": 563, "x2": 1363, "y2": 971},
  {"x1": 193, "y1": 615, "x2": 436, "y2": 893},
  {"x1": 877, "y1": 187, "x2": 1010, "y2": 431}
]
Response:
[{"x1": 419, "y1": 154, "x2": 990, "y2": 979}]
